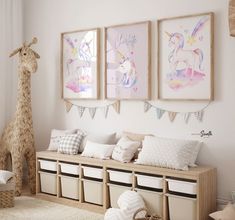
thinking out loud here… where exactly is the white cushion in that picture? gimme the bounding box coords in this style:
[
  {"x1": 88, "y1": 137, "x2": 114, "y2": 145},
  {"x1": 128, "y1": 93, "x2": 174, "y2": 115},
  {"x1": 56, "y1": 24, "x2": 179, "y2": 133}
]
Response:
[
  {"x1": 104, "y1": 208, "x2": 128, "y2": 220},
  {"x1": 79, "y1": 132, "x2": 117, "y2": 152},
  {"x1": 58, "y1": 133, "x2": 84, "y2": 155},
  {"x1": 189, "y1": 142, "x2": 202, "y2": 167},
  {"x1": 112, "y1": 137, "x2": 140, "y2": 163},
  {"x1": 135, "y1": 136, "x2": 199, "y2": 171},
  {"x1": 0, "y1": 170, "x2": 14, "y2": 184},
  {"x1": 81, "y1": 140, "x2": 115, "y2": 159},
  {"x1": 209, "y1": 203, "x2": 235, "y2": 220},
  {"x1": 117, "y1": 191, "x2": 145, "y2": 213},
  {"x1": 47, "y1": 129, "x2": 78, "y2": 151}
]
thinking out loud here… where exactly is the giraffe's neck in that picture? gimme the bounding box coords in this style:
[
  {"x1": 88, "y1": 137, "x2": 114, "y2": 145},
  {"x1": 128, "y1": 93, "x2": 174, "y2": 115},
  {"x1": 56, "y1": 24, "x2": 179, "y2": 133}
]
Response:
[{"x1": 15, "y1": 69, "x2": 33, "y2": 124}]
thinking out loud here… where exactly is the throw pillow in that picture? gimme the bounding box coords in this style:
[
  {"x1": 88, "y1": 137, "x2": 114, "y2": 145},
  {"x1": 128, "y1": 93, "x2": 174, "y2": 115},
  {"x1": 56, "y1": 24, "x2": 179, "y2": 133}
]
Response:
[
  {"x1": 47, "y1": 129, "x2": 78, "y2": 151},
  {"x1": 81, "y1": 140, "x2": 116, "y2": 159},
  {"x1": 79, "y1": 132, "x2": 117, "y2": 153},
  {"x1": 0, "y1": 170, "x2": 14, "y2": 184},
  {"x1": 210, "y1": 203, "x2": 235, "y2": 220},
  {"x1": 135, "y1": 136, "x2": 199, "y2": 170},
  {"x1": 58, "y1": 133, "x2": 84, "y2": 155},
  {"x1": 112, "y1": 136, "x2": 140, "y2": 163}
]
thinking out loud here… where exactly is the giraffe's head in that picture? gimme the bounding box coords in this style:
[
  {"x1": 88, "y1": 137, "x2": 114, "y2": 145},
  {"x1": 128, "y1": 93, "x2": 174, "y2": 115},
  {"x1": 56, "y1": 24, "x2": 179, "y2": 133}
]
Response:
[{"x1": 9, "y1": 37, "x2": 40, "y2": 73}]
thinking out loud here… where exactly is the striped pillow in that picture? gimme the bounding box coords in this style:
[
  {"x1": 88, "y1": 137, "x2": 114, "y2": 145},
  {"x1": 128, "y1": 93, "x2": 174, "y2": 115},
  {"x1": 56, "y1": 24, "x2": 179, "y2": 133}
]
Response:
[{"x1": 58, "y1": 133, "x2": 84, "y2": 155}]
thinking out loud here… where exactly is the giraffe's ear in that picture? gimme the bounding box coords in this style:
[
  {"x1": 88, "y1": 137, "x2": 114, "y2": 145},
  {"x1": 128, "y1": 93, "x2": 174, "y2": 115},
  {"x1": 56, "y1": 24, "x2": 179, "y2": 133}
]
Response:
[
  {"x1": 33, "y1": 50, "x2": 40, "y2": 59},
  {"x1": 9, "y1": 47, "x2": 22, "y2": 57}
]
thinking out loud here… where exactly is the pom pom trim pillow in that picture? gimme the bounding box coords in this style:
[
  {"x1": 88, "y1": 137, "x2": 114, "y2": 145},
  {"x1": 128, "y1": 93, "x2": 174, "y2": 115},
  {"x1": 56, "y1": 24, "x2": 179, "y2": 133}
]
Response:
[
  {"x1": 112, "y1": 136, "x2": 140, "y2": 163},
  {"x1": 58, "y1": 133, "x2": 84, "y2": 155},
  {"x1": 135, "y1": 136, "x2": 199, "y2": 170},
  {"x1": 81, "y1": 140, "x2": 116, "y2": 159}
]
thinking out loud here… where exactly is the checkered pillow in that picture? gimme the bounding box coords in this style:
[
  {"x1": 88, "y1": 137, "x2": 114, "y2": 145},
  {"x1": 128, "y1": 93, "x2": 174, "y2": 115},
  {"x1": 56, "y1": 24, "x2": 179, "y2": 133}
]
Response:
[{"x1": 58, "y1": 133, "x2": 84, "y2": 155}]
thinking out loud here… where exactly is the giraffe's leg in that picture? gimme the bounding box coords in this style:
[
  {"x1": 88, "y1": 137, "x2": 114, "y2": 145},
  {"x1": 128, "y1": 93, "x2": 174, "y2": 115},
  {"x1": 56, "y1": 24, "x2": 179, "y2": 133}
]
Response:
[
  {"x1": 0, "y1": 147, "x2": 8, "y2": 170},
  {"x1": 25, "y1": 148, "x2": 36, "y2": 194},
  {"x1": 12, "y1": 153, "x2": 24, "y2": 196}
]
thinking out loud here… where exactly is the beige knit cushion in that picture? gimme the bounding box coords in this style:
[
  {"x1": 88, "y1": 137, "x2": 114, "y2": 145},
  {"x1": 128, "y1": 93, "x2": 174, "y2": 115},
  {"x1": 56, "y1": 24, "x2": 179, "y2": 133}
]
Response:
[{"x1": 210, "y1": 203, "x2": 235, "y2": 220}]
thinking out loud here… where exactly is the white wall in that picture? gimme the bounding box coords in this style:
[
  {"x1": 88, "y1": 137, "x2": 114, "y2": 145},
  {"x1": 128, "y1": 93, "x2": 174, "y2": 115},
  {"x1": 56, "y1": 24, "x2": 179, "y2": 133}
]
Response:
[{"x1": 23, "y1": 0, "x2": 235, "y2": 201}]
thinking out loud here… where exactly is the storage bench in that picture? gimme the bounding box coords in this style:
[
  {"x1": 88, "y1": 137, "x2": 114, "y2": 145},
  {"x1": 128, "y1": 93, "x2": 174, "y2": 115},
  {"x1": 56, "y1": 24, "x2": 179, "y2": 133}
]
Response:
[{"x1": 36, "y1": 151, "x2": 216, "y2": 219}]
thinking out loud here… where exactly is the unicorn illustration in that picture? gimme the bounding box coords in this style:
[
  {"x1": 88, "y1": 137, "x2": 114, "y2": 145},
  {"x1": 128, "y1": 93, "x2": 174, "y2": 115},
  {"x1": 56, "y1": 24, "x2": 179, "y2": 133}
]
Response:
[
  {"x1": 117, "y1": 51, "x2": 137, "y2": 88},
  {"x1": 165, "y1": 16, "x2": 209, "y2": 90}
]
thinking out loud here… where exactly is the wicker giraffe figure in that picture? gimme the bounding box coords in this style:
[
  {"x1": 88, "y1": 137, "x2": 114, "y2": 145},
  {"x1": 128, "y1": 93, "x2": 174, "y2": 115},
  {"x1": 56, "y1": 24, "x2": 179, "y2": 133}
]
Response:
[{"x1": 0, "y1": 37, "x2": 40, "y2": 196}]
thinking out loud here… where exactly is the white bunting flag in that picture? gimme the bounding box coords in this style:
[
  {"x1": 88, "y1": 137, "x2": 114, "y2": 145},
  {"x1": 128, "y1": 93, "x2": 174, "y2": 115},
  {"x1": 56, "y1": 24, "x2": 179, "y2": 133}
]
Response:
[
  {"x1": 77, "y1": 106, "x2": 85, "y2": 118},
  {"x1": 168, "y1": 112, "x2": 177, "y2": 122},
  {"x1": 103, "y1": 106, "x2": 109, "y2": 118},
  {"x1": 194, "y1": 111, "x2": 204, "y2": 122},
  {"x1": 144, "y1": 101, "x2": 152, "y2": 112},
  {"x1": 89, "y1": 108, "x2": 97, "y2": 119},
  {"x1": 184, "y1": 113, "x2": 191, "y2": 123},
  {"x1": 156, "y1": 108, "x2": 165, "y2": 119}
]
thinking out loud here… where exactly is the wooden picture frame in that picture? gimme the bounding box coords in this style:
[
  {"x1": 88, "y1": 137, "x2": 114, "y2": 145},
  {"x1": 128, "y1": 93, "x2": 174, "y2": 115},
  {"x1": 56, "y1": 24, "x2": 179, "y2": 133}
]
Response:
[
  {"x1": 105, "y1": 21, "x2": 151, "y2": 100},
  {"x1": 61, "y1": 28, "x2": 100, "y2": 100},
  {"x1": 158, "y1": 12, "x2": 214, "y2": 101}
]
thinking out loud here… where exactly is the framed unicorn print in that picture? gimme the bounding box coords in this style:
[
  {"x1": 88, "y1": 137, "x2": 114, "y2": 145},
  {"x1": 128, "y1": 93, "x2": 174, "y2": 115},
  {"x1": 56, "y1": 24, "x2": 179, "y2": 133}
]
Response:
[
  {"x1": 105, "y1": 21, "x2": 150, "y2": 100},
  {"x1": 158, "y1": 12, "x2": 214, "y2": 100},
  {"x1": 61, "y1": 28, "x2": 99, "y2": 99}
]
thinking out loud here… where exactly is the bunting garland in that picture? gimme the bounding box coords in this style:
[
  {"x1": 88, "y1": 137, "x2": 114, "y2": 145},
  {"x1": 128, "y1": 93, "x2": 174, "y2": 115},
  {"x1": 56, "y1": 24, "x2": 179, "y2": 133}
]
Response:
[
  {"x1": 64, "y1": 100, "x2": 121, "y2": 119},
  {"x1": 144, "y1": 101, "x2": 210, "y2": 123}
]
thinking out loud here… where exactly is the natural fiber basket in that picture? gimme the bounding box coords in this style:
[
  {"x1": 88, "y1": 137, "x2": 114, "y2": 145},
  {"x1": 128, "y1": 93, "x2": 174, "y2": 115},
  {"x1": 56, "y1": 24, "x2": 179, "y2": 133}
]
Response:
[
  {"x1": 133, "y1": 208, "x2": 162, "y2": 220},
  {"x1": 0, "y1": 178, "x2": 15, "y2": 208}
]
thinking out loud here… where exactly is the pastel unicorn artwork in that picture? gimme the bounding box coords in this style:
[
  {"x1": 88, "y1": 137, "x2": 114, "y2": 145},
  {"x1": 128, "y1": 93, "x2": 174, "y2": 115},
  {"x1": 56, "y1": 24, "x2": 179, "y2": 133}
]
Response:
[
  {"x1": 62, "y1": 29, "x2": 98, "y2": 99},
  {"x1": 165, "y1": 15, "x2": 209, "y2": 91}
]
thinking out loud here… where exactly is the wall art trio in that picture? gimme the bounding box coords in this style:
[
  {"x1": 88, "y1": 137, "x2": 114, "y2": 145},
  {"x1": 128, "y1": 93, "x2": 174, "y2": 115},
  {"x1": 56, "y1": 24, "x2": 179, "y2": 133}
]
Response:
[{"x1": 61, "y1": 12, "x2": 213, "y2": 101}]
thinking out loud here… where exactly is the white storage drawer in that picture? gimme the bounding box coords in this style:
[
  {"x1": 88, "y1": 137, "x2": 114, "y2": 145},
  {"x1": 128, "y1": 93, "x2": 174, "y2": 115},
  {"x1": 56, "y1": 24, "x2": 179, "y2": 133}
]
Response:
[
  {"x1": 82, "y1": 166, "x2": 103, "y2": 179},
  {"x1": 83, "y1": 179, "x2": 103, "y2": 205},
  {"x1": 135, "y1": 174, "x2": 163, "y2": 189},
  {"x1": 60, "y1": 175, "x2": 79, "y2": 200},
  {"x1": 167, "y1": 179, "x2": 197, "y2": 195},
  {"x1": 168, "y1": 194, "x2": 197, "y2": 220},
  {"x1": 107, "y1": 170, "x2": 132, "y2": 184},
  {"x1": 108, "y1": 184, "x2": 132, "y2": 208},
  {"x1": 38, "y1": 159, "x2": 57, "y2": 172},
  {"x1": 135, "y1": 188, "x2": 163, "y2": 216},
  {"x1": 39, "y1": 171, "x2": 57, "y2": 195},
  {"x1": 59, "y1": 162, "x2": 80, "y2": 176}
]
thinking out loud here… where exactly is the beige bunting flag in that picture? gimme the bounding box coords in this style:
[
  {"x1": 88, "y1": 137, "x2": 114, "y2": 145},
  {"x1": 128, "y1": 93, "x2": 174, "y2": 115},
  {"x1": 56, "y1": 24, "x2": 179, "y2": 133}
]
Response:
[
  {"x1": 168, "y1": 112, "x2": 177, "y2": 122},
  {"x1": 184, "y1": 113, "x2": 191, "y2": 124},
  {"x1": 112, "y1": 101, "x2": 120, "y2": 114},
  {"x1": 65, "y1": 101, "x2": 73, "y2": 112}
]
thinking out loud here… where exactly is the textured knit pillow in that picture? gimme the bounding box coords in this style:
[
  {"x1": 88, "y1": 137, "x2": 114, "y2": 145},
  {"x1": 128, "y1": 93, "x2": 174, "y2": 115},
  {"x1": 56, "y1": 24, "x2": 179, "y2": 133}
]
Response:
[
  {"x1": 0, "y1": 170, "x2": 14, "y2": 184},
  {"x1": 112, "y1": 137, "x2": 140, "y2": 163},
  {"x1": 58, "y1": 133, "x2": 84, "y2": 155},
  {"x1": 79, "y1": 132, "x2": 117, "y2": 153},
  {"x1": 117, "y1": 191, "x2": 145, "y2": 218},
  {"x1": 210, "y1": 203, "x2": 235, "y2": 220},
  {"x1": 81, "y1": 140, "x2": 116, "y2": 159},
  {"x1": 135, "y1": 136, "x2": 199, "y2": 170},
  {"x1": 104, "y1": 208, "x2": 128, "y2": 220},
  {"x1": 47, "y1": 129, "x2": 78, "y2": 151}
]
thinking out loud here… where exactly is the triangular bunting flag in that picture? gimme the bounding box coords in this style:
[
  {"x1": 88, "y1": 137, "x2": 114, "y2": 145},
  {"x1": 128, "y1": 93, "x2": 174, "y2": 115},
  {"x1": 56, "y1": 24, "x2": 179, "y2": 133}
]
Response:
[
  {"x1": 89, "y1": 107, "x2": 97, "y2": 119},
  {"x1": 168, "y1": 112, "x2": 177, "y2": 122},
  {"x1": 103, "y1": 106, "x2": 109, "y2": 118},
  {"x1": 156, "y1": 108, "x2": 165, "y2": 119},
  {"x1": 194, "y1": 110, "x2": 204, "y2": 122},
  {"x1": 144, "y1": 101, "x2": 152, "y2": 112},
  {"x1": 184, "y1": 113, "x2": 191, "y2": 124},
  {"x1": 112, "y1": 101, "x2": 120, "y2": 114},
  {"x1": 65, "y1": 101, "x2": 73, "y2": 112},
  {"x1": 77, "y1": 106, "x2": 85, "y2": 118}
]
